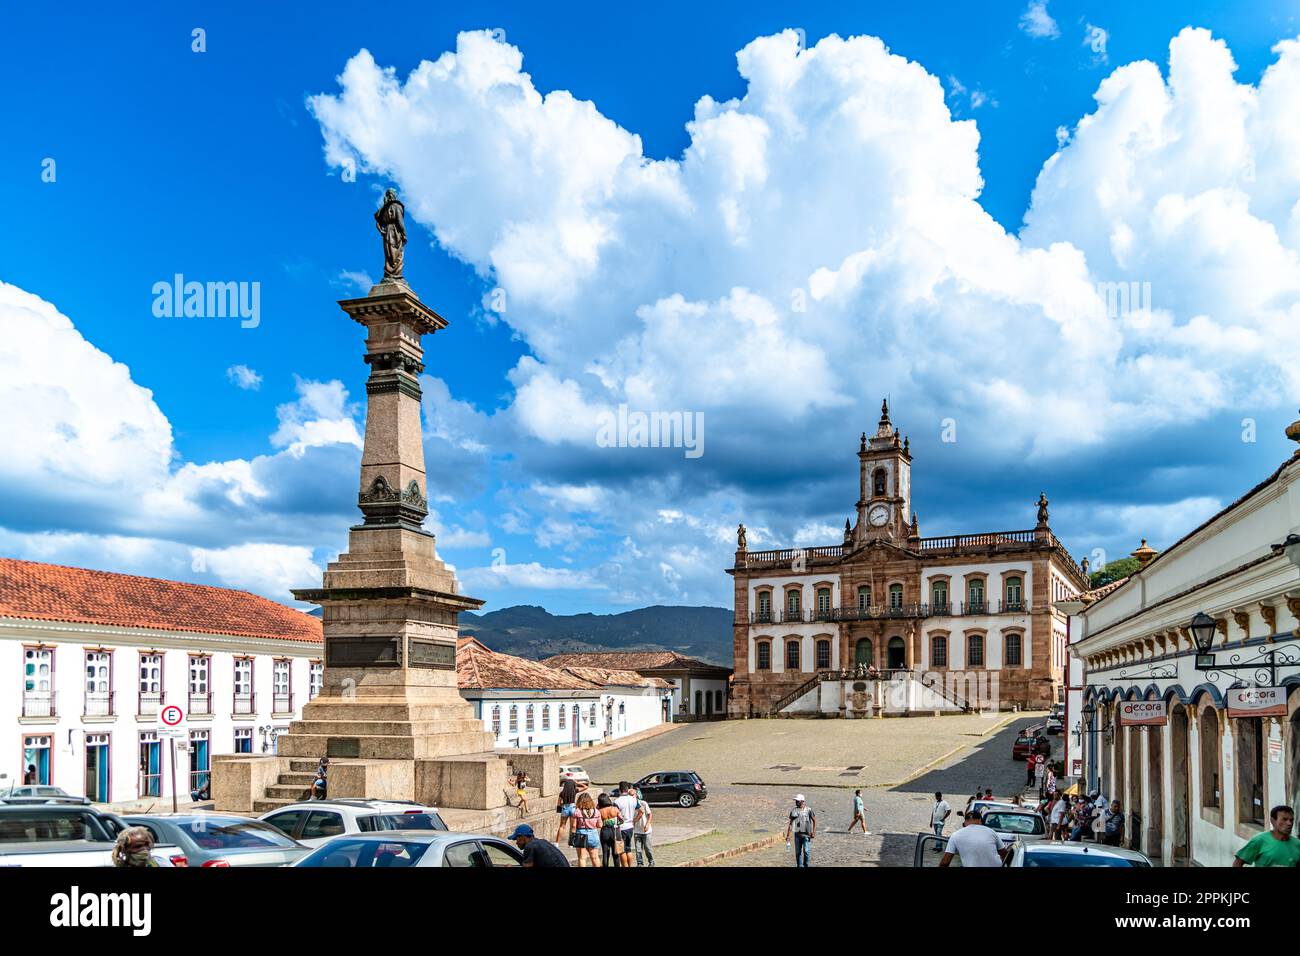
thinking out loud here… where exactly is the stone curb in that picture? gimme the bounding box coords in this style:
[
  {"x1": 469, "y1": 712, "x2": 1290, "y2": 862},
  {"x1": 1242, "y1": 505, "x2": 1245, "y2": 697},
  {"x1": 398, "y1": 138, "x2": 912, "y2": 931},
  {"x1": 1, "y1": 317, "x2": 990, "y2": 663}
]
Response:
[{"x1": 675, "y1": 833, "x2": 784, "y2": 867}]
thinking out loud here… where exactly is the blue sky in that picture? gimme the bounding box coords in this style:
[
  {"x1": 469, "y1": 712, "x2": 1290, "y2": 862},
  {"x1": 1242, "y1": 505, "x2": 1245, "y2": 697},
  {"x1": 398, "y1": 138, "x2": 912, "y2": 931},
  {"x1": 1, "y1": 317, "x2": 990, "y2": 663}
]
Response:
[{"x1": 2, "y1": 1, "x2": 1299, "y2": 613}]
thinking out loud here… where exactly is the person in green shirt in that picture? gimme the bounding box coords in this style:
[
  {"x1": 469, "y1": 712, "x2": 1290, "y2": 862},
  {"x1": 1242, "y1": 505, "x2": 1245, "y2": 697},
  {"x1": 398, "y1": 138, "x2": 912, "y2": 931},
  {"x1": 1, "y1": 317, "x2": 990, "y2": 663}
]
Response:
[{"x1": 1233, "y1": 806, "x2": 1300, "y2": 867}]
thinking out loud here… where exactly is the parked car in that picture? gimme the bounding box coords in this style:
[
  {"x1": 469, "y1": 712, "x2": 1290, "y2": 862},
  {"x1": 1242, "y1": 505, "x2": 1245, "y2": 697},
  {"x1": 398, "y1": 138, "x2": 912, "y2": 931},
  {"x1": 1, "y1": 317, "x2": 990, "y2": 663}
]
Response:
[
  {"x1": 124, "y1": 813, "x2": 309, "y2": 867},
  {"x1": 0, "y1": 785, "x2": 92, "y2": 806},
  {"x1": 969, "y1": 800, "x2": 1021, "y2": 817},
  {"x1": 0, "y1": 804, "x2": 178, "y2": 866},
  {"x1": 980, "y1": 809, "x2": 1049, "y2": 847},
  {"x1": 559, "y1": 765, "x2": 590, "y2": 785},
  {"x1": 1004, "y1": 840, "x2": 1152, "y2": 867},
  {"x1": 1011, "y1": 735, "x2": 1040, "y2": 761},
  {"x1": 292, "y1": 830, "x2": 523, "y2": 867},
  {"x1": 1044, "y1": 715, "x2": 1064, "y2": 735},
  {"x1": 258, "y1": 799, "x2": 448, "y2": 849},
  {"x1": 629, "y1": 771, "x2": 707, "y2": 807}
]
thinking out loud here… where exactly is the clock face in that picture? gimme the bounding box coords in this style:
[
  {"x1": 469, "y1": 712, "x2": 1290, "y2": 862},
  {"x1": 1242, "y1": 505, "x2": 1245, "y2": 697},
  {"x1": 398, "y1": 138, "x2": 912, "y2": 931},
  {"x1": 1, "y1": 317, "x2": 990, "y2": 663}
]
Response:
[{"x1": 868, "y1": 504, "x2": 889, "y2": 527}]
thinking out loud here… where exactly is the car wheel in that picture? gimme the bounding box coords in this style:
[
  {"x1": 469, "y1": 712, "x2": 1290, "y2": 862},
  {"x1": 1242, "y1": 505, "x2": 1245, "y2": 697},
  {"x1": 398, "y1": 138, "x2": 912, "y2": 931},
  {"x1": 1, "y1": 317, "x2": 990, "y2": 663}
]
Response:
[{"x1": 678, "y1": 792, "x2": 696, "y2": 808}]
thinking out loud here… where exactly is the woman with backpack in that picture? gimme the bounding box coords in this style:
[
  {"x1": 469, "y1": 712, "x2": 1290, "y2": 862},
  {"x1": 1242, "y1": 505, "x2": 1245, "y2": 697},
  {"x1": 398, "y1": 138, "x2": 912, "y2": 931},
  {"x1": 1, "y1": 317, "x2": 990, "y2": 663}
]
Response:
[{"x1": 597, "y1": 791, "x2": 624, "y2": 867}]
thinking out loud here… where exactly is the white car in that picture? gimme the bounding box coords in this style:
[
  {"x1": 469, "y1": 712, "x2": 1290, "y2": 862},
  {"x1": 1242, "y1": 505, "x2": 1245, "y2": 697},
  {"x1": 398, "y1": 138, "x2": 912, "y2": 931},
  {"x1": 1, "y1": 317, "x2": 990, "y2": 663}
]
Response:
[
  {"x1": 258, "y1": 799, "x2": 448, "y2": 849},
  {"x1": 559, "y1": 765, "x2": 590, "y2": 785},
  {"x1": 980, "y1": 808, "x2": 1049, "y2": 847}
]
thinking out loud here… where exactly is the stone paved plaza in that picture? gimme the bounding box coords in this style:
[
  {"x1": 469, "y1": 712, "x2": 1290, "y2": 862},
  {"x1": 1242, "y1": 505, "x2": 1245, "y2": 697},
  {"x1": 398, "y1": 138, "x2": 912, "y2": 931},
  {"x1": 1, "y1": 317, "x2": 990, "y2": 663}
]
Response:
[{"x1": 570, "y1": 711, "x2": 1048, "y2": 866}]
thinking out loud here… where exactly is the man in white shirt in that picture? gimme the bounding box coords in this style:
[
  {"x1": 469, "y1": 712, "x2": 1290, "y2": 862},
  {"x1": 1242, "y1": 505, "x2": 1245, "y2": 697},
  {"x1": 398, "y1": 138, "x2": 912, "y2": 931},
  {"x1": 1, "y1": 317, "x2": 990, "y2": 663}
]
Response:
[
  {"x1": 940, "y1": 810, "x2": 1009, "y2": 867},
  {"x1": 1048, "y1": 795, "x2": 1069, "y2": 840},
  {"x1": 632, "y1": 788, "x2": 654, "y2": 867},
  {"x1": 613, "y1": 781, "x2": 638, "y2": 867},
  {"x1": 931, "y1": 792, "x2": 951, "y2": 837}
]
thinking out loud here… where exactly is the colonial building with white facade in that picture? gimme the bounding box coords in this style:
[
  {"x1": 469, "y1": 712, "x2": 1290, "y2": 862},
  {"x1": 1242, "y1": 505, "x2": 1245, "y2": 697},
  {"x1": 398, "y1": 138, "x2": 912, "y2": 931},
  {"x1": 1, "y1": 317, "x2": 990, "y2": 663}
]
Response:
[
  {"x1": 543, "y1": 651, "x2": 732, "y2": 720},
  {"x1": 1069, "y1": 419, "x2": 1300, "y2": 866},
  {"x1": 729, "y1": 401, "x2": 1091, "y2": 716},
  {"x1": 458, "y1": 639, "x2": 673, "y2": 748},
  {"x1": 1, "y1": 558, "x2": 323, "y2": 805}
]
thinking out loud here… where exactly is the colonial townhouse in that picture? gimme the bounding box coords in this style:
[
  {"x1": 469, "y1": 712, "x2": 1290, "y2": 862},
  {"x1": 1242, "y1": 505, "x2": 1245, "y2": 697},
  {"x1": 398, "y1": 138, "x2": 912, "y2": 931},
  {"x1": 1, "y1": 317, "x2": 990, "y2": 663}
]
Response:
[
  {"x1": 728, "y1": 401, "x2": 1090, "y2": 716},
  {"x1": 543, "y1": 651, "x2": 732, "y2": 720},
  {"x1": 1, "y1": 558, "x2": 323, "y2": 804},
  {"x1": 1069, "y1": 417, "x2": 1300, "y2": 866}
]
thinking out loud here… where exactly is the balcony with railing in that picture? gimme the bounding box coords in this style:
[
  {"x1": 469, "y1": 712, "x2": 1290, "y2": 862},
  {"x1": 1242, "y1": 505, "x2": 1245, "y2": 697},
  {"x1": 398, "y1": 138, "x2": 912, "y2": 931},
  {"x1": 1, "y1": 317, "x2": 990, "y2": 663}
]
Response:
[
  {"x1": 137, "y1": 691, "x2": 165, "y2": 718},
  {"x1": 741, "y1": 529, "x2": 1059, "y2": 570},
  {"x1": 233, "y1": 692, "x2": 255, "y2": 716},
  {"x1": 272, "y1": 692, "x2": 294, "y2": 716},
  {"x1": 748, "y1": 599, "x2": 1036, "y2": 625},
  {"x1": 84, "y1": 692, "x2": 115, "y2": 718},
  {"x1": 21, "y1": 692, "x2": 56, "y2": 719},
  {"x1": 188, "y1": 692, "x2": 212, "y2": 716}
]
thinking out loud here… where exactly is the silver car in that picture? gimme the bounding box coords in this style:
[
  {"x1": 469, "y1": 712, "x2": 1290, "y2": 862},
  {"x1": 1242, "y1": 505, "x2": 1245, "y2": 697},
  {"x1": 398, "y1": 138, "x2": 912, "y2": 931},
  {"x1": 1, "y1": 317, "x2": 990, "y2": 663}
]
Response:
[
  {"x1": 1005, "y1": 840, "x2": 1152, "y2": 867},
  {"x1": 292, "y1": 830, "x2": 523, "y2": 868},
  {"x1": 124, "y1": 813, "x2": 309, "y2": 867}
]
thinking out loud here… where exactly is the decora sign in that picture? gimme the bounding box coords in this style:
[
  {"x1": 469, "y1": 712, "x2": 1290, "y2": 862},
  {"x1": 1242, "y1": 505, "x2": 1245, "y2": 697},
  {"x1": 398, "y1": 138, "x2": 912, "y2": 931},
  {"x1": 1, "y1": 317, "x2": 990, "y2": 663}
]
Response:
[
  {"x1": 1119, "y1": 700, "x2": 1167, "y2": 725},
  {"x1": 1226, "y1": 687, "x2": 1287, "y2": 718}
]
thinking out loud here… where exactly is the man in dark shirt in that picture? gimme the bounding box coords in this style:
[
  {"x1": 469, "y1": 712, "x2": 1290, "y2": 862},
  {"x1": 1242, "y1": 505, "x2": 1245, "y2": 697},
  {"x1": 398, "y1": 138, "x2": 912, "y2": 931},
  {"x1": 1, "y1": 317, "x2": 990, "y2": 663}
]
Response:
[{"x1": 511, "y1": 824, "x2": 570, "y2": 867}]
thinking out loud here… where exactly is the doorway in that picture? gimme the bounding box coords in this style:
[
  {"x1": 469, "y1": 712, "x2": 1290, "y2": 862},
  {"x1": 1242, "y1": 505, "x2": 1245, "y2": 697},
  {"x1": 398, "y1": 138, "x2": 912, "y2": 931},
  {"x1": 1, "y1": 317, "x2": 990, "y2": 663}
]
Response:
[
  {"x1": 85, "y1": 733, "x2": 110, "y2": 803},
  {"x1": 1170, "y1": 703, "x2": 1191, "y2": 865},
  {"x1": 887, "y1": 637, "x2": 906, "y2": 670},
  {"x1": 139, "y1": 732, "x2": 161, "y2": 798},
  {"x1": 854, "y1": 639, "x2": 873, "y2": 667},
  {"x1": 1147, "y1": 723, "x2": 1163, "y2": 860}
]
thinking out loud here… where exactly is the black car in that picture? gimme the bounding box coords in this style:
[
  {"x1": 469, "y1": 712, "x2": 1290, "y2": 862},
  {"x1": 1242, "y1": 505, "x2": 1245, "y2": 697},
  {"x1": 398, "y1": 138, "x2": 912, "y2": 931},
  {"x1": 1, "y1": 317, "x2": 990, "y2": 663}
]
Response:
[{"x1": 630, "y1": 771, "x2": 707, "y2": 807}]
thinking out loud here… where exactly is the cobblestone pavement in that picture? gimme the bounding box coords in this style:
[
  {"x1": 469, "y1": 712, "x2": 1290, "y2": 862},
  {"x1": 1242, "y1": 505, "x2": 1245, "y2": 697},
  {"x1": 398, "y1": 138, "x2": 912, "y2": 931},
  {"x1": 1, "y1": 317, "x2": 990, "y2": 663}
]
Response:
[{"x1": 572, "y1": 711, "x2": 1049, "y2": 866}]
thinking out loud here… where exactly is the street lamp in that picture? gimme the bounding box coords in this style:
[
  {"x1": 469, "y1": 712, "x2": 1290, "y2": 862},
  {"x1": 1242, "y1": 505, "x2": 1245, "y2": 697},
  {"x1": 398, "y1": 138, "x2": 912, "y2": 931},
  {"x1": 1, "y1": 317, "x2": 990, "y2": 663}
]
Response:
[
  {"x1": 1189, "y1": 612, "x2": 1218, "y2": 669},
  {"x1": 1272, "y1": 533, "x2": 1300, "y2": 570}
]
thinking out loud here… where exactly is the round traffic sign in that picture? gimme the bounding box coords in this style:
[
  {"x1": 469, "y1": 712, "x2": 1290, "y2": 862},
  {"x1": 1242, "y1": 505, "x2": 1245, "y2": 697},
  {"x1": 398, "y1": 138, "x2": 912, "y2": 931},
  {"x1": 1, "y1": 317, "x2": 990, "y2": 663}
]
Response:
[{"x1": 160, "y1": 704, "x2": 185, "y2": 727}]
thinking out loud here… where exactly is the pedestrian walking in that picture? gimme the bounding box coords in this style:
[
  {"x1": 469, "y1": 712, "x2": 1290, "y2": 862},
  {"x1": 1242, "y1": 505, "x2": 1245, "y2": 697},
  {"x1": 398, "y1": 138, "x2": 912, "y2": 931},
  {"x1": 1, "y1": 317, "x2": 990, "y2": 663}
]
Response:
[
  {"x1": 112, "y1": 826, "x2": 158, "y2": 867},
  {"x1": 1044, "y1": 764, "x2": 1056, "y2": 798},
  {"x1": 1048, "y1": 793, "x2": 1068, "y2": 841},
  {"x1": 597, "y1": 791, "x2": 623, "y2": 867},
  {"x1": 510, "y1": 823, "x2": 570, "y2": 867},
  {"x1": 931, "y1": 792, "x2": 951, "y2": 838},
  {"x1": 513, "y1": 770, "x2": 531, "y2": 817},
  {"x1": 785, "y1": 794, "x2": 817, "y2": 867},
  {"x1": 847, "y1": 789, "x2": 869, "y2": 834},
  {"x1": 939, "y1": 810, "x2": 1008, "y2": 867},
  {"x1": 613, "y1": 781, "x2": 638, "y2": 867},
  {"x1": 633, "y1": 788, "x2": 655, "y2": 867},
  {"x1": 555, "y1": 775, "x2": 579, "y2": 842},
  {"x1": 1233, "y1": 806, "x2": 1300, "y2": 867},
  {"x1": 570, "y1": 791, "x2": 602, "y2": 867}
]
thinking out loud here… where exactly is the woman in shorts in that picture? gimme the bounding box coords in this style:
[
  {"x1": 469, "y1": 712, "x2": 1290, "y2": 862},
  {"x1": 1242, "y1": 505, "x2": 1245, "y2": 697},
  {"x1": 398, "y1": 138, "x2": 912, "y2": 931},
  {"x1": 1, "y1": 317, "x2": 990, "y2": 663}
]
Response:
[{"x1": 572, "y1": 791, "x2": 602, "y2": 867}]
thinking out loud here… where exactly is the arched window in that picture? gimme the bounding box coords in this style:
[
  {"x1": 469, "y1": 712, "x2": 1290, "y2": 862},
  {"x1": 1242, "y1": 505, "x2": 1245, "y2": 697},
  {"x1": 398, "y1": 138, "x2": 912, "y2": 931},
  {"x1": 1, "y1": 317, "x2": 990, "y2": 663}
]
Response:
[
  {"x1": 889, "y1": 583, "x2": 904, "y2": 610},
  {"x1": 1005, "y1": 633, "x2": 1023, "y2": 667},
  {"x1": 967, "y1": 633, "x2": 985, "y2": 667},
  {"x1": 931, "y1": 580, "x2": 949, "y2": 612},
  {"x1": 967, "y1": 578, "x2": 986, "y2": 612},
  {"x1": 854, "y1": 639, "x2": 874, "y2": 667},
  {"x1": 756, "y1": 641, "x2": 772, "y2": 671},
  {"x1": 1004, "y1": 576, "x2": 1023, "y2": 611},
  {"x1": 931, "y1": 635, "x2": 948, "y2": 667},
  {"x1": 786, "y1": 639, "x2": 801, "y2": 671},
  {"x1": 873, "y1": 468, "x2": 887, "y2": 497},
  {"x1": 815, "y1": 639, "x2": 831, "y2": 670},
  {"x1": 508, "y1": 705, "x2": 518, "y2": 733},
  {"x1": 887, "y1": 636, "x2": 906, "y2": 669},
  {"x1": 816, "y1": 587, "x2": 832, "y2": 619},
  {"x1": 541, "y1": 704, "x2": 551, "y2": 731},
  {"x1": 785, "y1": 588, "x2": 802, "y2": 618},
  {"x1": 1200, "y1": 707, "x2": 1221, "y2": 809},
  {"x1": 525, "y1": 704, "x2": 535, "y2": 732},
  {"x1": 756, "y1": 590, "x2": 772, "y2": 622},
  {"x1": 491, "y1": 705, "x2": 501, "y2": 736},
  {"x1": 857, "y1": 586, "x2": 872, "y2": 611},
  {"x1": 558, "y1": 705, "x2": 567, "y2": 729}
]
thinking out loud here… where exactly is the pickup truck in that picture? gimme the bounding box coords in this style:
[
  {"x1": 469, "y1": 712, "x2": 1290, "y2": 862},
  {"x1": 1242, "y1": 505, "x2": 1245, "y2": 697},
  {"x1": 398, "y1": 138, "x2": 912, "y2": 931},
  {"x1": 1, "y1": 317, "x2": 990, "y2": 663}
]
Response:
[{"x1": 0, "y1": 804, "x2": 178, "y2": 866}]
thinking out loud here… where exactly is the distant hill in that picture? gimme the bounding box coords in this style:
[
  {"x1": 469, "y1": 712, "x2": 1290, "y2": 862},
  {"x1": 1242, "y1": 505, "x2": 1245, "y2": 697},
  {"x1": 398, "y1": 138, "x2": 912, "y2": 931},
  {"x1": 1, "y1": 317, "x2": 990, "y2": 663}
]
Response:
[{"x1": 460, "y1": 604, "x2": 733, "y2": 665}]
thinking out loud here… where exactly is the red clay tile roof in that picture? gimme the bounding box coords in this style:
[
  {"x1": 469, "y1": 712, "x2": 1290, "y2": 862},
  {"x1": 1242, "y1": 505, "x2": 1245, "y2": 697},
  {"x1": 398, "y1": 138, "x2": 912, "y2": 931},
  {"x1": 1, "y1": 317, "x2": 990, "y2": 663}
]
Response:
[
  {"x1": 457, "y1": 638, "x2": 599, "y2": 691},
  {"x1": 543, "y1": 651, "x2": 730, "y2": 674},
  {"x1": 0, "y1": 557, "x2": 323, "y2": 644},
  {"x1": 557, "y1": 665, "x2": 671, "y2": 689}
]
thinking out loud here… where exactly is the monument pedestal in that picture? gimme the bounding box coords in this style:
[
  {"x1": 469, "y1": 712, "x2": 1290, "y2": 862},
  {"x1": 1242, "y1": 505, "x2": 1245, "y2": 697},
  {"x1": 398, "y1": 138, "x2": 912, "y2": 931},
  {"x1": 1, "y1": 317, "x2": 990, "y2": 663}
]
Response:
[{"x1": 212, "y1": 210, "x2": 529, "y2": 825}]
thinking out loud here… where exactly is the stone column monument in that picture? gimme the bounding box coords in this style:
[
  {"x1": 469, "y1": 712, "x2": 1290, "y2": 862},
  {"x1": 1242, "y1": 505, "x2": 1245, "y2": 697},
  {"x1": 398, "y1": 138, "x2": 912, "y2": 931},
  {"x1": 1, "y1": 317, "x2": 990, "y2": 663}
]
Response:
[{"x1": 214, "y1": 191, "x2": 540, "y2": 818}]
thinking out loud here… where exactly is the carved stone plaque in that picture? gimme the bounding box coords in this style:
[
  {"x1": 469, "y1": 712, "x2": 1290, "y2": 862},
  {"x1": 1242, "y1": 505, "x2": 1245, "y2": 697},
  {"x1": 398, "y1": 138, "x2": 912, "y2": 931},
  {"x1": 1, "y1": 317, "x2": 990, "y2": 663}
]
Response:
[
  {"x1": 326, "y1": 636, "x2": 402, "y2": 668},
  {"x1": 409, "y1": 638, "x2": 456, "y2": 670},
  {"x1": 327, "y1": 738, "x2": 360, "y2": 758}
]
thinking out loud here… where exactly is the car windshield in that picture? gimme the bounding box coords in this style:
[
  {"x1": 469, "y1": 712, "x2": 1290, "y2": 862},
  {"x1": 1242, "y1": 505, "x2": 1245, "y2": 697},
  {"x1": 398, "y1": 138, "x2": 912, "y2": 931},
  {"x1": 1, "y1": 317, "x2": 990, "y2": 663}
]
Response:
[
  {"x1": 357, "y1": 812, "x2": 448, "y2": 833},
  {"x1": 984, "y1": 813, "x2": 1045, "y2": 835},
  {"x1": 1015, "y1": 737, "x2": 1035, "y2": 745},
  {"x1": 0, "y1": 812, "x2": 111, "y2": 842},
  {"x1": 1024, "y1": 850, "x2": 1149, "y2": 867},
  {"x1": 179, "y1": 819, "x2": 300, "y2": 850},
  {"x1": 297, "y1": 839, "x2": 430, "y2": 868}
]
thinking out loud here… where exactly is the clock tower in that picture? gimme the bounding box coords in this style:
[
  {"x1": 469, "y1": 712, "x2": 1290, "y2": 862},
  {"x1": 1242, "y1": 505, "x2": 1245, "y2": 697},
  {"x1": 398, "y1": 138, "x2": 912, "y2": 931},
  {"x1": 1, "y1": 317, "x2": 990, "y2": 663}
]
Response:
[{"x1": 852, "y1": 399, "x2": 912, "y2": 546}]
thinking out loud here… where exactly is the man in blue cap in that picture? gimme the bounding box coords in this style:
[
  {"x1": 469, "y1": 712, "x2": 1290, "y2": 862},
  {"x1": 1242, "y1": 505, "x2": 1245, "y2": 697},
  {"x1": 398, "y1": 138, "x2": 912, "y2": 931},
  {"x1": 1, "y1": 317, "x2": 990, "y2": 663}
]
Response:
[{"x1": 510, "y1": 823, "x2": 570, "y2": 867}]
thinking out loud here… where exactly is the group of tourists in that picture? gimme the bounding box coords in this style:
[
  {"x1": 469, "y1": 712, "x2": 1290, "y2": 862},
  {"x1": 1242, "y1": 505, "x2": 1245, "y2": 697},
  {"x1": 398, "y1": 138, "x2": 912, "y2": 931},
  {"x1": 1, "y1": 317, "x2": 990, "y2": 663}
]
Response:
[{"x1": 554, "y1": 776, "x2": 654, "y2": 867}]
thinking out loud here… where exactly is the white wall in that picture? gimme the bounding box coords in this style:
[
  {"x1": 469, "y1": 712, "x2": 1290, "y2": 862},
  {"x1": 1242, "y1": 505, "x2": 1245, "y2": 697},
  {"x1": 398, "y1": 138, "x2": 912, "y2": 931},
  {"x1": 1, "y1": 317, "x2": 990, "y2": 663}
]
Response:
[
  {"x1": 465, "y1": 692, "x2": 601, "y2": 749},
  {"x1": 7, "y1": 627, "x2": 318, "y2": 804}
]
